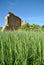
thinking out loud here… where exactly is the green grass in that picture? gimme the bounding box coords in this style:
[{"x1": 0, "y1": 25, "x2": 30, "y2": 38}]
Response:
[{"x1": 0, "y1": 30, "x2": 44, "y2": 65}]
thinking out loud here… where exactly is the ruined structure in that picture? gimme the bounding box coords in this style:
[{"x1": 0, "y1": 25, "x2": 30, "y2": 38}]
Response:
[
  {"x1": 1, "y1": 12, "x2": 26, "y2": 31},
  {"x1": 1, "y1": 12, "x2": 21, "y2": 31}
]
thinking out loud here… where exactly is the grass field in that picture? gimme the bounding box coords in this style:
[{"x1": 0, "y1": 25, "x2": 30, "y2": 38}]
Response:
[{"x1": 0, "y1": 30, "x2": 44, "y2": 65}]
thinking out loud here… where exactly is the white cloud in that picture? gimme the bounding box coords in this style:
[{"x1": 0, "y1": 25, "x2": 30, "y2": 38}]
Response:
[{"x1": 28, "y1": 16, "x2": 44, "y2": 21}]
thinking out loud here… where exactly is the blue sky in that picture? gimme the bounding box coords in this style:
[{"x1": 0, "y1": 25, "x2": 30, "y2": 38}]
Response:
[{"x1": 0, "y1": 0, "x2": 44, "y2": 26}]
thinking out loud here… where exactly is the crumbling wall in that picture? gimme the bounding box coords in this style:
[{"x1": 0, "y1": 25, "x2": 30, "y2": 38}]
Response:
[{"x1": 1, "y1": 12, "x2": 21, "y2": 31}]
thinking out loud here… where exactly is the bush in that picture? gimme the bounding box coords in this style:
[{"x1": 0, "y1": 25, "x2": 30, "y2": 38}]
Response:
[{"x1": 19, "y1": 23, "x2": 30, "y2": 30}]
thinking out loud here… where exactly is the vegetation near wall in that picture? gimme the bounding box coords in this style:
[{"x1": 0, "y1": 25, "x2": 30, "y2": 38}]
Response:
[
  {"x1": 0, "y1": 27, "x2": 2, "y2": 30},
  {"x1": 19, "y1": 23, "x2": 44, "y2": 31},
  {"x1": 0, "y1": 23, "x2": 44, "y2": 31},
  {"x1": 0, "y1": 30, "x2": 44, "y2": 65}
]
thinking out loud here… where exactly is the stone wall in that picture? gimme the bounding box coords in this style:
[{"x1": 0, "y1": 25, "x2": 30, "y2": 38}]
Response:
[{"x1": 1, "y1": 12, "x2": 22, "y2": 31}]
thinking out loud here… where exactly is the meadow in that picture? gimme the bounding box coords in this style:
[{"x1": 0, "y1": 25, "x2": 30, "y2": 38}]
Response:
[{"x1": 0, "y1": 30, "x2": 44, "y2": 65}]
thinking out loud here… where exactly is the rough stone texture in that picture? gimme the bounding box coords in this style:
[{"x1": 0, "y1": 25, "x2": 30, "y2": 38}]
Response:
[
  {"x1": 21, "y1": 21, "x2": 27, "y2": 26},
  {"x1": 1, "y1": 12, "x2": 21, "y2": 31},
  {"x1": 1, "y1": 12, "x2": 26, "y2": 31}
]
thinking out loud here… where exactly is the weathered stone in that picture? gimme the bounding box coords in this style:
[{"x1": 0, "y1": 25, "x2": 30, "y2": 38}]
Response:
[
  {"x1": 1, "y1": 12, "x2": 21, "y2": 31},
  {"x1": 21, "y1": 21, "x2": 27, "y2": 26},
  {"x1": 1, "y1": 12, "x2": 27, "y2": 31}
]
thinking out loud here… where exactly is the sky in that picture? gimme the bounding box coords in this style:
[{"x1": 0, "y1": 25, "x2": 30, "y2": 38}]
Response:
[{"x1": 0, "y1": 0, "x2": 44, "y2": 27}]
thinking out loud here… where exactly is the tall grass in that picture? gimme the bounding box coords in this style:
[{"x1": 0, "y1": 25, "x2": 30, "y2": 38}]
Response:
[{"x1": 0, "y1": 30, "x2": 44, "y2": 65}]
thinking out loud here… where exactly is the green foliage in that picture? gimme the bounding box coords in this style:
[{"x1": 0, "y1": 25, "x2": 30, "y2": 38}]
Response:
[
  {"x1": 31, "y1": 24, "x2": 40, "y2": 29},
  {"x1": 0, "y1": 31, "x2": 44, "y2": 65},
  {"x1": 19, "y1": 23, "x2": 30, "y2": 30},
  {"x1": 42, "y1": 25, "x2": 44, "y2": 31},
  {"x1": 42, "y1": 25, "x2": 44, "y2": 28},
  {"x1": 30, "y1": 24, "x2": 41, "y2": 31},
  {"x1": 0, "y1": 27, "x2": 2, "y2": 31},
  {"x1": 19, "y1": 23, "x2": 42, "y2": 31}
]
